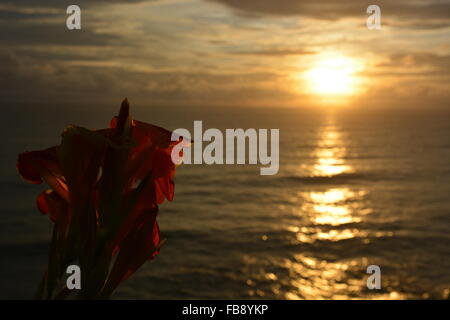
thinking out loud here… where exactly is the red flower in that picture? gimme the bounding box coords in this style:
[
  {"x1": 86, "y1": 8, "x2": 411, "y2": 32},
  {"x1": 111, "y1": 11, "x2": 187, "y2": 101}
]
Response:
[{"x1": 17, "y1": 99, "x2": 184, "y2": 299}]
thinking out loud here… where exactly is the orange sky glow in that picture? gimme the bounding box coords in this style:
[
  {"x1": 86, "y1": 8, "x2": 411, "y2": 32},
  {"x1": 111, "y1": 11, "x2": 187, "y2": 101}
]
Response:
[{"x1": 1, "y1": 0, "x2": 449, "y2": 109}]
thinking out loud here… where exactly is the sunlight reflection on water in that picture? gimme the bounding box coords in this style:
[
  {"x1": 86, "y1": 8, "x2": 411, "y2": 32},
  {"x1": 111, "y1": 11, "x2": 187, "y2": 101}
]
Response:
[
  {"x1": 313, "y1": 125, "x2": 352, "y2": 177},
  {"x1": 285, "y1": 121, "x2": 382, "y2": 299},
  {"x1": 282, "y1": 254, "x2": 407, "y2": 300},
  {"x1": 302, "y1": 124, "x2": 368, "y2": 227}
]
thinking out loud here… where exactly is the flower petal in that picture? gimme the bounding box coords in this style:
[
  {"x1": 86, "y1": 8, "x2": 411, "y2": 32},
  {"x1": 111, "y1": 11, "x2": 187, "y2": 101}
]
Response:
[
  {"x1": 36, "y1": 189, "x2": 70, "y2": 226},
  {"x1": 17, "y1": 147, "x2": 70, "y2": 202},
  {"x1": 101, "y1": 209, "x2": 160, "y2": 297}
]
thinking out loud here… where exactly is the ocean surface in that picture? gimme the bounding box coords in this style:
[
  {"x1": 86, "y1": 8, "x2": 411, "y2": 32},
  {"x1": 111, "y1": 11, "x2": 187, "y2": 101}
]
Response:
[{"x1": 1, "y1": 104, "x2": 449, "y2": 299}]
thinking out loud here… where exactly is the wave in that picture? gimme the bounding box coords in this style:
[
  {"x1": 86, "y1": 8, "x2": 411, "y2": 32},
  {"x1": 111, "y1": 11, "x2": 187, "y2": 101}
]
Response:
[{"x1": 282, "y1": 172, "x2": 371, "y2": 185}]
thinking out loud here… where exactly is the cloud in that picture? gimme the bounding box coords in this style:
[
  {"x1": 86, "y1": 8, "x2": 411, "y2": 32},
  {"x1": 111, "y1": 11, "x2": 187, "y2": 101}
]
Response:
[
  {"x1": 0, "y1": 0, "x2": 448, "y2": 109},
  {"x1": 0, "y1": 22, "x2": 119, "y2": 46},
  {"x1": 210, "y1": 0, "x2": 450, "y2": 27},
  {"x1": 0, "y1": 2, "x2": 138, "y2": 46},
  {"x1": 374, "y1": 53, "x2": 450, "y2": 77},
  {"x1": 1, "y1": 0, "x2": 153, "y2": 8},
  {"x1": 230, "y1": 48, "x2": 316, "y2": 56},
  {"x1": 0, "y1": 47, "x2": 292, "y2": 107}
]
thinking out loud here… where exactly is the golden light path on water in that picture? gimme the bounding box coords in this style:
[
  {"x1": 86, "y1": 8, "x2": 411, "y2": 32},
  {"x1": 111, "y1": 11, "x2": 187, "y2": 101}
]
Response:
[
  {"x1": 307, "y1": 123, "x2": 361, "y2": 228},
  {"x1": 282, "y1": 120, "x2": 402, "y2": 299}
]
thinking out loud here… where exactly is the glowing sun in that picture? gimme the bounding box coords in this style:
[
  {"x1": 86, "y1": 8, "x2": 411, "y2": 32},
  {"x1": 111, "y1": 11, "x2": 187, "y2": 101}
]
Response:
[{"x1": 306, "y1": 56, "x2": 358, "y2": 96}]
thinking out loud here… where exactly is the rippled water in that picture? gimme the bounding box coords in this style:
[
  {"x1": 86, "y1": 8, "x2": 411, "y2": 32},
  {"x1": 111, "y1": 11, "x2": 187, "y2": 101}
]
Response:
[{"x1": 1, "y1": 104, "x2": 449, "y2": 299}]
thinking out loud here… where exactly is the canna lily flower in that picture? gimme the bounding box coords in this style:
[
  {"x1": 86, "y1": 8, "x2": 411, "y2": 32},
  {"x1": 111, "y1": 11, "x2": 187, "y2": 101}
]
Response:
[{"x1": 17, "y1": 99, "x2": 184, "y2": 299}]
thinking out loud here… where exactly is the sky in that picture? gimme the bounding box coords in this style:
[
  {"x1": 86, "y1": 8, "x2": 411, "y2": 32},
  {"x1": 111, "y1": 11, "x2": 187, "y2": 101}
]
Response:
[{"x1": 1, "y1": 0, "x2": 449, "y2": 108}]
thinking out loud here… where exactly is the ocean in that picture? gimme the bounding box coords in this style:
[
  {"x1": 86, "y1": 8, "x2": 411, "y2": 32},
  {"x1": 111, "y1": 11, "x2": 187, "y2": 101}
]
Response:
[{"x1": 1, "y1": 103, "x2": 449, "y2": 299}]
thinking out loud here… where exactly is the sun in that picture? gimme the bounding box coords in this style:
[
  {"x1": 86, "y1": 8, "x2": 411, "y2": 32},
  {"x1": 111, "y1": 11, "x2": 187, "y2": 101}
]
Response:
[{"x1": 305, "y1": 56, "x2": 359, "y2": 96}]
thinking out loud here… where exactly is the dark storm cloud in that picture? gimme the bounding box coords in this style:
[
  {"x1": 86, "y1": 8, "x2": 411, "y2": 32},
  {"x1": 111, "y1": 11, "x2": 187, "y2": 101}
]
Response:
[{"x1": 210, "y1": 0, "x2": 450, "y2": 25}]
